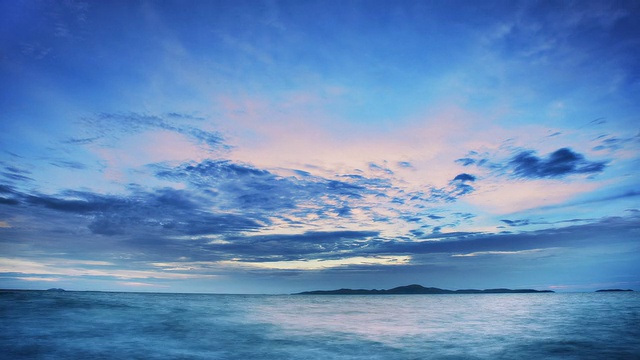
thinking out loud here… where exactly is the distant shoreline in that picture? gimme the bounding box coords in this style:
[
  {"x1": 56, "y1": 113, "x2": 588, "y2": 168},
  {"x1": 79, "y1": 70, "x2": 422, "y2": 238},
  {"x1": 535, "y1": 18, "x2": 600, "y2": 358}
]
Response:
[
  {"x1": 0, "y1": 286, "x2": 634, "y2": 295},
  {"x1": 595, "y1": 289, "x2": 634, "y2": 292},
  {"x1": 294, "y1": 284, "x2": 555, "y2": 295}
]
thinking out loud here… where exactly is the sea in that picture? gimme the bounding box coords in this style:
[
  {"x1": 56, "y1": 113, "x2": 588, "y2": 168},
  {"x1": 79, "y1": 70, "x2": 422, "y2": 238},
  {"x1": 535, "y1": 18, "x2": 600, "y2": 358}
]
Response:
[{"x1": 1, "y1": 290, "x2": 639, "y2": 359}]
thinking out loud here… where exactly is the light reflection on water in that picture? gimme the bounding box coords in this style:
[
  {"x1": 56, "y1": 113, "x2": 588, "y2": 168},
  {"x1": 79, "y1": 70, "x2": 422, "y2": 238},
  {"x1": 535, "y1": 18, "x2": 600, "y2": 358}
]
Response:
[{"x1": 1, "y1": 291, "x2": 639, "y2": 359}]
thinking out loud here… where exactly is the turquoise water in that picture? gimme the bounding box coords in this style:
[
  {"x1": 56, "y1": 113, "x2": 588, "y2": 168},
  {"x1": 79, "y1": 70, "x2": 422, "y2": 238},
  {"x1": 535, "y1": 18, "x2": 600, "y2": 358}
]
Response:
[{"x1": 1, "y1": 291, "x2": 639, "y2": 359}]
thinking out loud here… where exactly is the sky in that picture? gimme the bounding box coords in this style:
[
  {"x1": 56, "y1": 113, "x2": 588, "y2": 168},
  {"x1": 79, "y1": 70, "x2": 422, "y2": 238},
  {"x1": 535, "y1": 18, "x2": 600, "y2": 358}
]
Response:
[{"x1": 0, "y1": 0, "x2": 639, "y2": 294}]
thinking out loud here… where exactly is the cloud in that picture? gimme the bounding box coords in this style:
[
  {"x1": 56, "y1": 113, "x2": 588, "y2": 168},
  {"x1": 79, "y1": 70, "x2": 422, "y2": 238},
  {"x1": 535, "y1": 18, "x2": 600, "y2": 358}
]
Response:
[
  {"x1": 26, "y1": 191, "x2": 129, "y2": 214},
  {"x1": 119, "y1": 281, "x2": 170, "y2": 288},
  {"x1": 49, "y1": 160, "x2": 87, "y2": 170},
  {"x1": 427, "y1": 173, "x2": 478, "y2": 201},
  {"x1": 62, "y1": 136, "x2": 102, "y2": 145},
  {"x1": 592, "y1": 133, "x2": 640, "y2": 153},
  {"x1": 369, "y1": 162, "x2": 394, "y2": 175},
  {"x1": 532, "y1": 190, "x2": 640, "y2": 212},
  {"x1": 451, "y1": 249, "x2": 549, "y2": 257},
  {"x1": 2, "y1": 155, "x2": 398, "y2": 263},
  {"x1": 87, "y1": 216, "x2": 127, "y2": 236},
  {"x1": 0, "y1": 198, "x2": 19, "y2": 206},
  {"x1": 367, "y1": 215, "x2": 640, "y2": 258},
  {"x1": 218, "y1": 255, "x2": 411, "y2": 271},
  {"x1": 157, "y1": 159, "x2": 271, "y2": 183},
  {"x1": 209, "y1": 230, "x2": 381, "y2": 262},
  {"x1": 155, "y1": 159, "x2": 301, "y2": 212},
  {"x1": 453, "y1": 173, "x2": 476, "y2": 182},
  {"x1": 153, "y1": 159, "x2": 403, "y2": 230},
  {"x1": 0, "y1": 258, "x2": 216, "y2": 281},
  {"x1": 456, "y1": 145, "x2": 611, "y2": 213},
  {"x1": 14, "y1": 185, "x2": 264, "y2": 239},
  {"x1": 509, "y1": 148, "x2": 606, "y2": 179},
  {"x1": 82, "y1": 112, "x2": 225, "y2": 150},
  {"x1": 455, "y1": 158, "x2": 476, "y2": 166},
  {"x1": 500, "y1": 219, "x2": 531, "y2": 227},
  {"x1": 0, "y1": 184, "x2": 22, "y2": 205},
  {"x1": 1, "y1": 165, "x2": 34, "y2": 183}
]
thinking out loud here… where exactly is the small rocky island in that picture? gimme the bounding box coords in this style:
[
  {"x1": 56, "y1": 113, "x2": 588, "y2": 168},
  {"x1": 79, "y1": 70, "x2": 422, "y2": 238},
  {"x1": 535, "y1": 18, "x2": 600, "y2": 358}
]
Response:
[
  {"x1": 295, "y1": 284, "x2": 554, "y2": 295},
  {"x1": 595, "y1": 289, "x2": 634, "y2": 292}
]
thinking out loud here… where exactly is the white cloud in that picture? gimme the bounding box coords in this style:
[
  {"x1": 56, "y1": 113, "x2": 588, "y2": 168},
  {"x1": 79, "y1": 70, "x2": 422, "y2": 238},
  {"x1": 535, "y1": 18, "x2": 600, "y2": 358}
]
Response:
[
  {"x1": 218, "y1": 255, "x2": 411, "y2": 270},
  {"x1": 0, "y1": 258, "x2": 217, "y2": 281},
  {"x1": 452, "y1": 248, "x2": 554, "y2": 257}
]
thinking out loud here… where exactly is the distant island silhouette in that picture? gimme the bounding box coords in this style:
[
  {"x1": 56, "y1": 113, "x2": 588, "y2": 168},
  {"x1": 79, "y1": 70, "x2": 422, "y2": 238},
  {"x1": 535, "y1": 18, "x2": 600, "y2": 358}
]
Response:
[
  {"x1": 295, "y1": 284, "x2": 554, "y2": 295},
  {"x1": 46, "y1": 288, "x2": 66, "y2": 292},
  {"x1": 595, "y1": 289, "x2": 634, "y2": 292}
]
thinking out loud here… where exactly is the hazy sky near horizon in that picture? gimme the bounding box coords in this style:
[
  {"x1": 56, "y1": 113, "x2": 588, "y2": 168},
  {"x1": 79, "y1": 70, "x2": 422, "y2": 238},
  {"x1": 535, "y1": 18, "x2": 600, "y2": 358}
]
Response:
[{"x1": 1, "y1": 0, "x2": 639, "y2": 293}]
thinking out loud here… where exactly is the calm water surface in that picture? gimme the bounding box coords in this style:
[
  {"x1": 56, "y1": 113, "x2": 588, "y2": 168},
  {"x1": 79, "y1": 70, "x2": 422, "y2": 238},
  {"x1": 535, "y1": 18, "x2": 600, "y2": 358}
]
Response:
[{"x1": 1, "y1": 291, "x2": 639, "y2": 359}]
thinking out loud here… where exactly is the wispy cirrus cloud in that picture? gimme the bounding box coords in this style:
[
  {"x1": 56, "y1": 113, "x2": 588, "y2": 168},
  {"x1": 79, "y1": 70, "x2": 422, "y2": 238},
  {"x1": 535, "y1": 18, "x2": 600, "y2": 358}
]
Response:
[
  {"x1": 81, "y1": 112, "x2": 225, "y2": 150},
  {"x1": 451, "y1": 249, "x2": 550, "y2": 257}
]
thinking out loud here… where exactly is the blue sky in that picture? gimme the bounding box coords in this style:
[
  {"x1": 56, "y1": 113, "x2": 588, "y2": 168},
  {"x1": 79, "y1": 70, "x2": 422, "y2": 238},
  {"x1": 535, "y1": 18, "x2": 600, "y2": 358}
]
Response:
[{"x1": 1, "y1": 0, "x2": 639, "y2": 294}]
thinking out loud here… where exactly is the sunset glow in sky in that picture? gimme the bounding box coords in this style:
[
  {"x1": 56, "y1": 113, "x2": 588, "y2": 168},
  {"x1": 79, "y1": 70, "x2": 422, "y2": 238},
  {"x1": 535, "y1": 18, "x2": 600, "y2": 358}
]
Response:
[{"x1": 1, "y1": 1, "x2": 639, "y2": 293}]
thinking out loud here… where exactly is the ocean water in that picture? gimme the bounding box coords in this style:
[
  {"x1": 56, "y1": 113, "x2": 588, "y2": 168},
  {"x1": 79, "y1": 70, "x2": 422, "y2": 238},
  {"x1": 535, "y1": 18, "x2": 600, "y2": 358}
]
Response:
[{"x1": 1, "y1": 291, "x2": 639, "y2": 359}]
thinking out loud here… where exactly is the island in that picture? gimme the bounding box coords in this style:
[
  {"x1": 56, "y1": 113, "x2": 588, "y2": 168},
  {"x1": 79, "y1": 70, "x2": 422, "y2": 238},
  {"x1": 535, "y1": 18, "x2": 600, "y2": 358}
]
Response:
[
  {"x1": 595, "y1": 289, "x2": 634, "y2": 292},
  {"x1": 46, "y1": 288, "x2": 66, "y2": 292},
  {"x1": 294, "y1": 284, "x2": 554, "y2": 295}
]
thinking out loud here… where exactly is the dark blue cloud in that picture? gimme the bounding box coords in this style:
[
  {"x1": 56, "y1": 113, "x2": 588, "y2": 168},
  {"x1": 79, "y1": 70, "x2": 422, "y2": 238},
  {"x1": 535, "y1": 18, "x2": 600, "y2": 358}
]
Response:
[
  {"x1": 158, "y1": 159, "x2": 270, "y2": 182},
  {"x1": 3, "y1": 172, "x2": 639, "y2": 281},
  {"x1": 336, "y1": 174, "x2": 392, "y2": 189},
  {"x1": 11, "y1": 185, "x2": 264, "y2": 238},
  {"x1": 440, "y1": 173, "x2": 477, "y2": 199},
  {"x1": 363, "y1": 215, "x2": 640, "y2": 257},
  {"x1": 62, "y1": 136, "x2": 102, "y2": 145},
  {"x1": 455, "y1": 150, "x2": 490, "y2": 168},
  {"x1": 0, "y1": 197, "x2": 19, "y2": 205},
  {"x1": 156, "y1": 160, "x2": 389, "y2": 220},
  {"x1": 453, "y1": 213, "x2": 476, "y2": 220},
  {"x1": 453, "y1": 173, "x2": 476, "y2": 182},
  {"x1": 156, "y1": 160, "x2": 299, "y2": 211},
  {"x1": 326, "y1": 180, "x2": 365, "y2": 198},
  {"x1": 0, "y1": 184, "x2": 17, "y2": 194},
  {"x1": 592, "y1": 134, "x2": 638, "y2": 152},
  {"x1": 501, "y1": 219, "x2": 530, "y2": 227},
  {"x1": 88, "y1": 216, "x2": 127, "y2": 236},
  {"x1": 369, "y1": 162, "x2": 394, "y2": 175},
  {"x1": 409, "y1": 229, "x2": 426, "y2": 237},
  {"x1": 293, "y1": 169, "x2": 311, "y2": 177},
  {"x1": 207, "y1": 230, "x2": 381, "y2": 261},
  {"x1": 50, "y1": 160, "x2": 87, "y2": 170},
  {"x1": 510, "y1": 148, "x2": 606, "y2": 178},
  {"x1": 0, "y1": 184, "x2": 21, "y2": 205},
  {"x1": 26, "y1": 192, "x2": 125, "y2": 213},
  {"x1": 1, "y1": 165, "x2": 34, "y2": 183},
  {"x1": 534, "y1": 190, "x2": 640, "y2": 212},
  {"x1": 336, "y1": 206, "x2": 352, "y2": 217},
  {"x1": 422, "y1": 179, "x2": 478, "y2": 203},
  {"x1": 154, "y1": 159, "x2": 415, "y2": 237},
  {"x1": 455, "y1": 158, "x2": 476, "y2": 166},
  {"x1": 167, "y1": 214, "x2": 263, "y2": 236}
]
